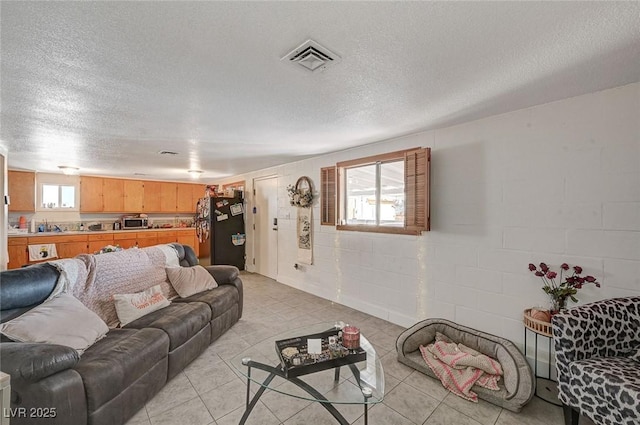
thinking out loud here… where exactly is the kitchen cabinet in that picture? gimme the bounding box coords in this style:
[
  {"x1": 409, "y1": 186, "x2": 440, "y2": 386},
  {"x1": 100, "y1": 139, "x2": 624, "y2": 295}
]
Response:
[
  {"x1": 135, "y1": 231, "x2": 158, "y2": 248},
  {"x1": 25, "y1": 235, "x2": 88, "y2": 264},
  {"x1": 113, "y1": 233, "x2": 138, "y2": 249},
  {"x1": 157, "y1": 231, "x2": 178, "y2": 245},
  {"x1": 176, "y1": 184, "x2": 194, "y2": 213},
  {"x1": 143, "y1": 181, "x2": 162, "y2": 212},
  {"x1": 155, "y1": 229, "x2": 198, "y2": 255},
  {"x1": 7, "y1": 238, "x2": 28, "y2": 269},
  {"x1": 8, "y1": 170, "x2": 35, "y2": 212},
  {"x1": 103, "y1": 179, "x2": 124, "y2": 212},
  {"x1": 34, "y1": 235, "x2": 88, "y2": 259},
  {"x1": 80, "y1": 176, "x2": 104, "y2": 212},
  {"x1": 57, "y1": 241, "x2": 89, "y2": 259},
  {"x1": 176, "y1": 230, "x2": 199, "y2": 256},
  {"x1": 88, "y1": 233, "x2": 114, "y2": 254},
  {"x1": 160, "y1": 183, "x2": 177, "y2": 212},
  {"x1": 123, "y1": 180, "x2": 144, "y2": 212},
  {"x1": 7, "y1": 229, "x2": 200, "y2": 269}
]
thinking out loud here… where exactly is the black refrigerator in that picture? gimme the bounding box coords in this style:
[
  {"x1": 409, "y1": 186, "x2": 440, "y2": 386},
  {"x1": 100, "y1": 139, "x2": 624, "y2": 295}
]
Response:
[{"x1": 210, "y1": 194, "x2": 245, "y2": 270}]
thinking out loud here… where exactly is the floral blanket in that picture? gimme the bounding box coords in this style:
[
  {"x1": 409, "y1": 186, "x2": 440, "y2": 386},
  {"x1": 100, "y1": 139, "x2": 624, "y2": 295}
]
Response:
[
  {"x1": 420, "y1": 340, "x2": 503, "y2": 402},
  {"x1": 71, "y1": 246, "x2": 179, "y2": 327}
]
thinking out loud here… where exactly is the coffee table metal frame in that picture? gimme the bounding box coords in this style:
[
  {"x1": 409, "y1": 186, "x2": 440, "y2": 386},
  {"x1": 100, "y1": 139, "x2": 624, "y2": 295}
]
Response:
[{"x1": 239, "y1": 357, "x2": 373, "y2": 425}]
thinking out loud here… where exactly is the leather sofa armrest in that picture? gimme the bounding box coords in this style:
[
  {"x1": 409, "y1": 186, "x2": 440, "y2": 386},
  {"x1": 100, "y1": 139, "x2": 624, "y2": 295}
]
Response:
[
  {"x1": 0, "y1": 342, "x2": 79, "y2": 383},
  {"x1": 204, "y1": 265, "x2": 243, "y2": 318},
  {"x1": 205, "y1": 265, "x2": 239, "y2": 284}
]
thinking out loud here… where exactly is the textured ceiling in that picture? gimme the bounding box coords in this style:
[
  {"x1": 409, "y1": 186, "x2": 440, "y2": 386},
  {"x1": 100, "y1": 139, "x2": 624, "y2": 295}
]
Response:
[{"x1": 1, "y1": 1, "x2": 639, "y2": 181}]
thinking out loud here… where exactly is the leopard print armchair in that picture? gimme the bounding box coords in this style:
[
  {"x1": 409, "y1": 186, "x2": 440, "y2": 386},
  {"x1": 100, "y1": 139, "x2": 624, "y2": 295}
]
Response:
[{"x1": 552, "y1": 297, "x2": 640, "y2": 425}]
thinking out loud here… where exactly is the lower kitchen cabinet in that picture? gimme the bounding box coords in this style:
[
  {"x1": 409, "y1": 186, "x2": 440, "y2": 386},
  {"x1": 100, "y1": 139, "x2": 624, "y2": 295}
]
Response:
[
  {"x1": 113, "y1": 233, "x2": 138, "y2": 249},
  {"x1": 135, "y1": 231, "x2": 158, "y2": 248},
  {"x1": 7, "y1": 229, "x2": 200, "y2": 269},
  {"x1": 88, "y1": 233, "x2": 115, "y2": 254},
  {"x1": 7, "y1": 238, "x2": 28, "y2": 269}
]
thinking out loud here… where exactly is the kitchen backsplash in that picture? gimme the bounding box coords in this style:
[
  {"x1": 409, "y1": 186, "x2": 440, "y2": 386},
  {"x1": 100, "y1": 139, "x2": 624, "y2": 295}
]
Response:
[{"x1": 8, "y1": 213, "x2": 195, "y2": 233}]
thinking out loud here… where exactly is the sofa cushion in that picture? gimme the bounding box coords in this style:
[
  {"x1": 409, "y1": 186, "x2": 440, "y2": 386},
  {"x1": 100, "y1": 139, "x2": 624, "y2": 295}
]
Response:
[
  {"x1": 166, "y1": 265, "x2": 217, "y2": 298},
  {"x1": 113, "y1": 285, "x2": 171, "y2": 326},
  {"x1": 0, "y1": 294, "x2": 109, "y2": 355},
  {"x1": 172, "y1": 285, "x2": 239, "y2": 315},
  {"x1": 73, "y1": 328, "x2": 169, "y2": 412},
  {"x1": 124, "y1": 302, "x2": 211, "y2": 351},
  {"x1": 568, "y1": 356, "x2": 640, "y2": 416}
]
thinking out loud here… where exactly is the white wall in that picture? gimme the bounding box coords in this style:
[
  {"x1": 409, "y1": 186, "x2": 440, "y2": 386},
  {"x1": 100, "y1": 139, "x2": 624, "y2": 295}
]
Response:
[{"x1": 217, "y1": 82, "x2": 640, "y2": 349}]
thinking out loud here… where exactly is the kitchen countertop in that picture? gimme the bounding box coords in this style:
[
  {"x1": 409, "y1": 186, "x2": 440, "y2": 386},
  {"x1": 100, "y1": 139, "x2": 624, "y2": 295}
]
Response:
[{"x1": 8, "y1": 227, "x2": 196, "y2": 238}]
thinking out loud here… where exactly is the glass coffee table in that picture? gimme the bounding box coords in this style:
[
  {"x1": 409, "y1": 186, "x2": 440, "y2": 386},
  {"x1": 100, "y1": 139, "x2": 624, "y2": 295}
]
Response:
[{"x1": 230, "y1": 322, "x2": 384, "y2": 425}]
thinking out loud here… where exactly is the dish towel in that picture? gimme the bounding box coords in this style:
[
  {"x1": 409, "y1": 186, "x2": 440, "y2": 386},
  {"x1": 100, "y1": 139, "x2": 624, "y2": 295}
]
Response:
[{"x1": 28, "y1": 244, "x2": 58, "y2": 261}]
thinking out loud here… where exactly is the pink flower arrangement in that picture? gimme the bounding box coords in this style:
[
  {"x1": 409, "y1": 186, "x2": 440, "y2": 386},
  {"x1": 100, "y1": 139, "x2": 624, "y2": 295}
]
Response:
[{"x1": 528, "y1": 262, "x2": 600, "y2": 311}]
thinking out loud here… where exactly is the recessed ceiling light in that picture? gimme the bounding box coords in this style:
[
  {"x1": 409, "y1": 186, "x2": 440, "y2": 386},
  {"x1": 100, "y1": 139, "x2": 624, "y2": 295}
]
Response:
[
  {"x1": 188, "y1": 170, "x2": 203, "y2": 179},
  {"x1": 58, "y1": 166, "x2": 79, "y2": 175}
]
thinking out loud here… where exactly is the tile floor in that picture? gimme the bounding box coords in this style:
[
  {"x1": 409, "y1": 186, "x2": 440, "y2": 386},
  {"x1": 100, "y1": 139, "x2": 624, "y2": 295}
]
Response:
[{"x1": 125, "y1": 272, "x2": 591, "y2": 425}]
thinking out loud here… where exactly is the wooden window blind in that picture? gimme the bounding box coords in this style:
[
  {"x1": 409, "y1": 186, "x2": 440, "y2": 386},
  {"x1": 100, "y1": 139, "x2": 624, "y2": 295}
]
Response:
[
  {"x1": 320, "y1": 166, "x2": 336, "y2": 225},
  {"x1": 404, "y1": 147, "x2": 430, "y2": 231}
]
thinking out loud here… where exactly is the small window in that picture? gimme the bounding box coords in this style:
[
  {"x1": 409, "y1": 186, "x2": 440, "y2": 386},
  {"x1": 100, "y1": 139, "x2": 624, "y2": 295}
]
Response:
[
  {"x1": 42, "y1": 184, "x2": 76, "y2": 209},
  {"x1": 36, "y1": 174, "x2": 79, "y2": 211},
  {"x1": 326, "y1": 147, "x2": 430, "y2": 235}
]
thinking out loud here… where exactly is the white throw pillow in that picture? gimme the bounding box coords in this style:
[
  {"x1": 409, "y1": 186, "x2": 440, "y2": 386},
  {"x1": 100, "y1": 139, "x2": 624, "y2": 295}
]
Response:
[
  {"x1": 166, "y1": 265, "x2": 218, "y2": 298},
  {"x1": 113, "y1": 285, "x2": 171, "y2": 326},
  {"x1": 0, "y1": 294, "x2": 109, "y2": 355}
]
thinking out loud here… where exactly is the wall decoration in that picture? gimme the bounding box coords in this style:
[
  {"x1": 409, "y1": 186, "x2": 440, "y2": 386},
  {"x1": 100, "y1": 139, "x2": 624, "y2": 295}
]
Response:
[
  {"x1": 287, "y1": 176, "x2": 314, "y2": 208},
  {"x1": 297, "y1": 207, "x2": 313, "y2": 265}
]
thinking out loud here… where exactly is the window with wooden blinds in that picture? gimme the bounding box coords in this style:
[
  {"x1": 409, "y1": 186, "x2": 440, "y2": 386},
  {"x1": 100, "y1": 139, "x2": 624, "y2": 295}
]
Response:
[
  {"x1": 334, "y1": 147, "x2": 430, "y2": 235},
  {"x1": 320, "y1": 166, "x2": 336, "y2": 225}
]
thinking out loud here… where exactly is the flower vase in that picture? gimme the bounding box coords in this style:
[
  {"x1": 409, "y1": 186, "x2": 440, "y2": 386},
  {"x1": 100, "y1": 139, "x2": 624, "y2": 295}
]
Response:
[{"x1": 550, "y1": 296, "x2": 567, "y2": 315}]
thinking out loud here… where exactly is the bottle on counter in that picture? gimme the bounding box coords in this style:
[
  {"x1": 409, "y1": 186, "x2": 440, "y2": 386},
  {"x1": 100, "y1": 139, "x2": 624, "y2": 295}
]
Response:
[{"x1": 79, "y1": 223, "x2": 84, "y2": 231}]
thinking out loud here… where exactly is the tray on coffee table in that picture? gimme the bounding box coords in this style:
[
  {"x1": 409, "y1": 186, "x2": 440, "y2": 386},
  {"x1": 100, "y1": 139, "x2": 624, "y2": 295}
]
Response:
[{"x1": 275, "y1": 328, "x2": 367, "y2": 378}]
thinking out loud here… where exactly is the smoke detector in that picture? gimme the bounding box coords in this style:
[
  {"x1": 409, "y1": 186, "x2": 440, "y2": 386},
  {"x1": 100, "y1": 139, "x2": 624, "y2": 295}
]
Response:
[{"x1": 282, "y1": 39, "x2": 341, "y2": 72}]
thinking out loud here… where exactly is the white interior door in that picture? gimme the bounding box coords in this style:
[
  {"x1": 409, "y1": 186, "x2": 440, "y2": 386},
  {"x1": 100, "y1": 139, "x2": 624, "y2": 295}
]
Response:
[{"x1": 254, "y1": 177, "x2": 278, "y2": 279}]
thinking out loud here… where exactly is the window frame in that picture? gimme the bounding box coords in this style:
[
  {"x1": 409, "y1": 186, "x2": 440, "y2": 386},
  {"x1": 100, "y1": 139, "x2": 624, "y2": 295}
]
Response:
[{"x1": 333, "y1": 147, "x2": 430, "y2": 235}]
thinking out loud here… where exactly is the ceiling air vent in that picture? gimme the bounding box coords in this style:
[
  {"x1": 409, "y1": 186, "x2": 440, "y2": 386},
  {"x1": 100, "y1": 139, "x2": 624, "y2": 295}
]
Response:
[{"x1": 282, "y1": 39, "x2": 341, "y2": 72}]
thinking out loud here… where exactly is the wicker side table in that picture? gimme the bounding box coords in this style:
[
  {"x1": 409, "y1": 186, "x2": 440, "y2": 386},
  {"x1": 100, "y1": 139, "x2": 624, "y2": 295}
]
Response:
[{"x1": 523, "y1": 309, "x2": 561, "y2": 406}]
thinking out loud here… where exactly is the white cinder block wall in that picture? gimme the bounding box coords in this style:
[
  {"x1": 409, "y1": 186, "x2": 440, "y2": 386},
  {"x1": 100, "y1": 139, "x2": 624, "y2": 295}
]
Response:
[{"x1": 217, "y1": 82, "x2": 639, "y2": 350}]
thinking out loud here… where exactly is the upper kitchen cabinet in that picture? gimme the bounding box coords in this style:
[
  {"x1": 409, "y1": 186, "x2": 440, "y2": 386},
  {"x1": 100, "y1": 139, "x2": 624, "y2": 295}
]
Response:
[
  {"x1": 192, "y1": 184, "x2": 207, "y2": 205},
  {"x1": 123, "y1": 179, "x2": 144, "y2": 212},
  {"x1": 177, "y1": 183, "x2": 199, "y2": 213},
  {"x1": 80, "y1": 176, "x2": 104, "y2": 212},
  {"x1": 160, "y1": 182, "x2": 177, "y2": 212},
  {"x1": 103, "y1": 178, "x2": 124, "y2": 212},
  {"x1": 8, "y1": 170, "x2": 35, "y2": 212},
  {"x1": 142, "y1": 181, "x2": 162, "y2": 212}
]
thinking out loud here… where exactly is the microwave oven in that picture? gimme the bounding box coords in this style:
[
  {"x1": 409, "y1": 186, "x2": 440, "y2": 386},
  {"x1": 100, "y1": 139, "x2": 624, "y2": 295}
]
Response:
[{"x1": 122, "y1": 217, "x2": 148, "y2": 229}]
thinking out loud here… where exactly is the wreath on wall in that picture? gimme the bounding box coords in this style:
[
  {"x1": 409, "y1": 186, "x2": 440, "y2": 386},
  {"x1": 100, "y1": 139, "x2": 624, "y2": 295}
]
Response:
[{"x1": 287, "y1": 176, "x2": 314, "y2": 208}]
